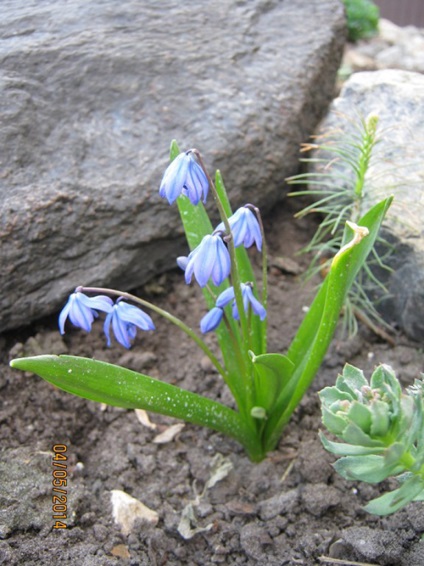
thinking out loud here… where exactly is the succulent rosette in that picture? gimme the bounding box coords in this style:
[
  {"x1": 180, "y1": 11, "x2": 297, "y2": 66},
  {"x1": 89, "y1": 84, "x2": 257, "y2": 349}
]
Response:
[{"x1": 320, "y1": 363, "x2": 424, "y2": 515}]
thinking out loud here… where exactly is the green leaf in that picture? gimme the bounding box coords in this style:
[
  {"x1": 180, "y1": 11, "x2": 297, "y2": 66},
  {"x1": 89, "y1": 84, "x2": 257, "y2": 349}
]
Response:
[
  {"x1": 336, "y1": 364, "x2": 368, "y2": 396},
  {"x1": 364, "y1": 475, "x2": 424, "y2": 516},
  {"x1": 319, "y1": 432, "x2": 386, "y2": 456},
  {"x1": 384, "y1": 442, "x2": 405, "y2": 466},
  {"x1": 333, "y1": 454, "x2": 402, "y2": 483},
  {"x1": 370, "y1": 364, "x2": 402, "y2": 407},
  {"x1": 321, "y1": 405, "x2": 349, "y2": 436},
  {"x1": 347, "y1": 401, "x2": 372, "y2": 434},
  {"x1": 342, "y1": 422, "x2": 385, "y2": 448},
  {"x1": 10, "y1": 355, "x2": 252, "y2": 449},
  {"x1": 369, "y1": 399, "x2": 390, "y2": 437},
  {"x1": 319, "y1": 386, "x2": 353, "y2": 406},
  {"x1": 264, "y1": 197, "x2": 393, "y2": 451},
  {"x1": 250, "y1": 352, "x2": 294, "y2": 413},
  {"x1": 170, "y1": 139, "x2": 181, "y2": 161}
]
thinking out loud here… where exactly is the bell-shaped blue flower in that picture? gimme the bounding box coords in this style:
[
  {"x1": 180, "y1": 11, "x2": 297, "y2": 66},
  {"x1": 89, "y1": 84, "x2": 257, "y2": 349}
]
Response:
[
  {"x1": 216, "y1": 283, "x2": 266, "y2": 321},
  {"x1": 103, "y1": 300, "x2": 155, "y2": 349},
  {"x1": 182, "y1": 234, "x2": 231, "y2": 288},
  {"x1": 159, "y1": 151, "x2": 209, "y2": 205},
  {"x1": 59, "y1": 291, "x2": 113, "y2": 334},
  {"x1": 200, "y1": 307, "x2": 224, "y2": 334},
  {"x1": 215, "y1": 206, "x2": 262, "y2": 251}
]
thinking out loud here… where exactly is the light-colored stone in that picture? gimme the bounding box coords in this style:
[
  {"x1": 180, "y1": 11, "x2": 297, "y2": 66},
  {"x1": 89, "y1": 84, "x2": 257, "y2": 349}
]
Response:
[
  {"x1": 0, "y1": 0, "x2": 346, "y2": 332},
  {"x1": 110, "y1": 489, "x2": 159, "y2": 535},
  {"x1": 313, "y1": 70, "x2": 424, "y2": 340}
]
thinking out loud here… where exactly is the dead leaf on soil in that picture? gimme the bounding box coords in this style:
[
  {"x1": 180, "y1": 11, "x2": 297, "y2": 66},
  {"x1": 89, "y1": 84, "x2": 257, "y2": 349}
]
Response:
[
  {"x1": 177, "y1": 502, "x2": 214, "y2": 540},
  {"x1": 110, "y1": 489, "x2": 159, "y2": 536},
  {"x1": 177, "y1": 454, "x2": 233, "y2": 540},
  {"x1": 134, "y1": 409, "x2": 157, "y2": 430},
  {"x1": 153, "y1": 423, "x2": 185, "y2": 444}
]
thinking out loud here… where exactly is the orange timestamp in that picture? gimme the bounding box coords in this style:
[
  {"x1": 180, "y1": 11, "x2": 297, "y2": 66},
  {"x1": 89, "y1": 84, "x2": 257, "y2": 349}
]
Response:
[{"x1": 52, "y1": 444, "x2": 68, "y2": 529}]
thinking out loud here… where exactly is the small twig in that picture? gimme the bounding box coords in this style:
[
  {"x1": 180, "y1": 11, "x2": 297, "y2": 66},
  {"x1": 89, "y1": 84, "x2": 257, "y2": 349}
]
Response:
[
  {"x1": 352, "y1": 306, "x2": 396, "y2": 347},
  {"x1": 279, "y1": 459, "x2": 295, "y2": 484},
  {"x1": 318, "y1": 556, "x2": 379, "y2": 566}
]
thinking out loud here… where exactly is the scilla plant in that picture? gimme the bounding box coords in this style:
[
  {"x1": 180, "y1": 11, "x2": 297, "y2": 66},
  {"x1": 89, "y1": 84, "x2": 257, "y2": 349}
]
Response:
[
  {"x1": 320, "y1": 364, "x2": 424, "y2": 515},
  {"x1": 10, "y1": 141, "x2": 392, "y2": 462}
]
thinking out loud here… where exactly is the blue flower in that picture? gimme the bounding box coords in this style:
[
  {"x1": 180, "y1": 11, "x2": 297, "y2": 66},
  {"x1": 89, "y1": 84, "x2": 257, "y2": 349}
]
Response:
[
  {"x1": 201, "y1": 283, "x2": 266, "y2": 333},
  {"x1": 216, "y1": 283, "x2": 266, "y2": 321},
  {"x1": 103, "y1": 300, "x2": 155, "y2": 348},
  {"x1": 59, "y1": 292, "x2": 113, "y2": 334},
  {"x1": 180, "y1": 234, "x2": 231, "y2": 288},
  {"x1": 159, "y1": 151, "x2": 209, "y2": 205},
  {"x1": 200, "y1": 307, "x2": 224, "y2": 334},
  {"x1": 215, "y1": 206, "x2": 262, "y2": 251}
]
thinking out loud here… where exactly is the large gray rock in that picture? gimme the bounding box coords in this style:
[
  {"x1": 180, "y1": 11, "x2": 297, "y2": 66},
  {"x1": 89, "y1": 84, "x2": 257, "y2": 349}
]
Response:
[
  {"x1": 0, "y1": 0, "x2": 346, "y2": 332},
  {"x1": 312, "y1": 70, "x2": 424, "y2": 341}
]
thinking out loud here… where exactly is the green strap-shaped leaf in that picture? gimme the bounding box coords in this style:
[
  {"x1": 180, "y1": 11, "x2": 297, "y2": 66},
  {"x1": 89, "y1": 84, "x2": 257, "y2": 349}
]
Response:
[
  {"x1": 264, "y1": 197, "x2": 393, "y2": 452},
  {"x1": 10, "y1": 355, "x2": 262, "y2": 457},
  {"x1": 250, "y1": 353, "x2": 294, "y2": 413}
]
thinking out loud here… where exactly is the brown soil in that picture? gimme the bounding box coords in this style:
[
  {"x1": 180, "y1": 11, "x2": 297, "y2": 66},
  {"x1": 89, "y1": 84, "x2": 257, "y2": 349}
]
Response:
[{"x1": 1, "y1": 197, "x2": 424, "y2": 566}]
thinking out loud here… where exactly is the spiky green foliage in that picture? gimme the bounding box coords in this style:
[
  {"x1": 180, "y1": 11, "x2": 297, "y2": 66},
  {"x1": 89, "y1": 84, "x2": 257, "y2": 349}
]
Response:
[{"x1": 288, "y1": 113, "x2": 394, "y2": 339}]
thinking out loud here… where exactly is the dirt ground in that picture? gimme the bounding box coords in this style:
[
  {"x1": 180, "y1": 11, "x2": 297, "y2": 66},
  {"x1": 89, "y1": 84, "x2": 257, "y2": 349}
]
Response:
[{"x1": 1, "y1": 193, "x2": 424, "y2": 566}]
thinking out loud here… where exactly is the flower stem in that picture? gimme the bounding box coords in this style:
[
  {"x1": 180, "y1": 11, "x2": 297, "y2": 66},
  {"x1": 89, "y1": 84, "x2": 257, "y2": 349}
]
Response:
[
  {"x1": 78, "y1": 286, "x2": 228, "y2": 381},
  {"x1": 193, "y1": 151, "x2": 250, "y2": 350}
]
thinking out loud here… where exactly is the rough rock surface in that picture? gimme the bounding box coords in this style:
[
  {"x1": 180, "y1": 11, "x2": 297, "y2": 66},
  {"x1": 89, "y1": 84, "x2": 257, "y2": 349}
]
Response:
[
  {"x1": 343, "y1": 19, "x2": 424, "y2": 75},
  {"x1": 313, "y1": 69, "x2": 424, "y2": 341},
  {"x1": 0, "y1": 0, "x2": 346, "y2": 332}
]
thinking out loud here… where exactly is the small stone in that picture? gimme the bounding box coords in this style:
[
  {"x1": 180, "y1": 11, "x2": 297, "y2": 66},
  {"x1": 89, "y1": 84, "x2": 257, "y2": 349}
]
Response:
[
  {"x1": 200, "y1": 356, "x2": 215, "y2": 373},
  {"x1": 258, "y1": 489, "x2": 299, "y2": 521},
  {"x1": 110, "y1": 544, "x2": 131, "y2": 559},
  {"x1": 301, "y1": 484, "x2": 340, "y2": 517},
  {"x1": 269, "y1": 256, "x2": 302, "y2": 275},
  {"x1": 110, "y1": 490, "x2": 159, "y2": 536},
  {"x1": 118, "y1": 351, "x2": 157, "y2": 373}
]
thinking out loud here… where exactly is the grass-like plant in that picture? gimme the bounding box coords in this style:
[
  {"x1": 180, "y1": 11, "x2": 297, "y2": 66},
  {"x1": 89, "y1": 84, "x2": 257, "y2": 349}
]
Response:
[
  {"x1": 288, "y1": 113, "x2": 394, "y2": 340},
  {"x1": 10, "y1": 141, "x2": 391, "y2": 462}
]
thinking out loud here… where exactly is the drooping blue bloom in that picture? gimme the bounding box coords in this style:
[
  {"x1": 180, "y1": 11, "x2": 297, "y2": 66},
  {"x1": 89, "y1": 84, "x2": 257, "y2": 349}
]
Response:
[
  {"x1": 159, "y1": 151, "x2": 209, "y2": 205},
  {"x1": 215, "y1": 206, "x2": 262, "y2": 251},
  {"x1": 200, "y1": 307, "x2": 224, "y2": 334},
  {"x1": 216, "y1": 283, "x2": 266, "y2": 321},
  {"x1": 103, "y1": 300, "x2": 155, "y2": 349},
  {"x1": 201, "y1": 283, "x2": 266, "y2": 333},
  {"x1": 59, "y1": 292, "x2": 113, "y2": 334},
  {"x1": 182, "y1": 234, "x2": 231, "y2": 288}
]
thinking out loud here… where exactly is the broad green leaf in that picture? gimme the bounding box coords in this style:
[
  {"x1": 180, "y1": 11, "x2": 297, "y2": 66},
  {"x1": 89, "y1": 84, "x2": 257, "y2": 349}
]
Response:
[
  {"x1": 319, "y1": 386, "x2": 353, "y2": 406},
  {"x1": 342, "y1": 422, "x2": 386, "y2": 448},
  {"x1": 250, "y1": 352, "x2": 294, "y2": 412},
  {"x1": 369, "y1": 399, "x2": 390, "y2": 437},
  {"x1": 384, "y1": 442, "x2": 405, "y2": 466},
  {"x1": 347, "y1": 402, "x2": 372, "y2": 434},
  {"x1": 10, "y1": 355, "x2": 256, "y2": 452},
  {"x1": 264, "y1": 197, "x2": 392, "y2": 452},
  {"x1": 321, "y1": 405, "x2": 349, "y2": 436},
  {"x1": 333, "y1": 454, "x2": 403, "y2": 483},
  {"x1": 364, "y1": 475, "x2": 424, "y2": 516}
]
